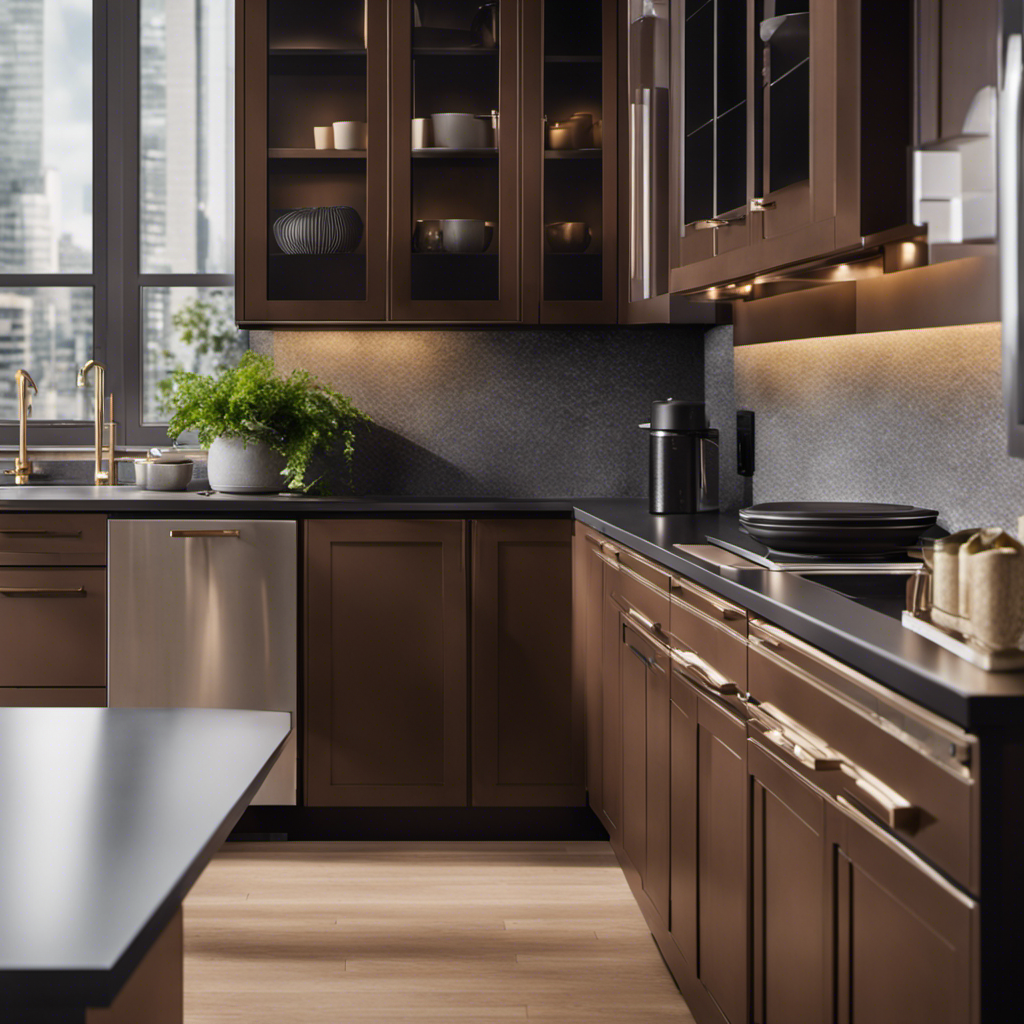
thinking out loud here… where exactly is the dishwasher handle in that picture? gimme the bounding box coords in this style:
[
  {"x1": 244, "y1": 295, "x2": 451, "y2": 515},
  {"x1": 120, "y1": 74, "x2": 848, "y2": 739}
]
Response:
[{"x1": 169, "y1": 529, "x2": 241, "y2": 539}]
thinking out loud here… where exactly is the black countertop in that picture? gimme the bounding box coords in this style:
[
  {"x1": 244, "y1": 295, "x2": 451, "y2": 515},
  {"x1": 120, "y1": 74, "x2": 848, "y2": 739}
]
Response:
[
  {"x1": 0, "y1": 486, "x2": 576, "y2": 515},
  {"x1": 0, "y1": 708, "x2": 291, "y2": 1017},
  {"x1": 574, "y1": 499, "x2": 1024, "y2": 731}
]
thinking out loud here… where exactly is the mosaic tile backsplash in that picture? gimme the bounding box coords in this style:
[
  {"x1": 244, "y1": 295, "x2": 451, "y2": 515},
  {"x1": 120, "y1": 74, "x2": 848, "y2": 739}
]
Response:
[
  {"x1": 710, "y1": 321, "x2": 1024, "y2": 533},
  {"x1": 254, "y1": 327, "x2": 705, "y2": 497}
]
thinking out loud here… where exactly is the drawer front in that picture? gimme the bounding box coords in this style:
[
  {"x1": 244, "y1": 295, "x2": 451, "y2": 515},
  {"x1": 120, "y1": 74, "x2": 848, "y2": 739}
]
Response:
[
  {"x1": 669, "y1": 587, "x2": 748, "y2": 690},
  {"x1": 607, "y1": 548, "x2": 671, "y2": 643},
  {"x1": 0, "y1": 568, "x2": 106, "y2": 688},
  {"x1": 0, "y1": 514, "x2": 107, "y2": 566},
  {"x1": 670, "y1": 575, "x2": 748, "y2": 639},
  {"x1": 748, "y1": 623, "x2": 976, "y2": 891},
  {"x1": 0, "y1": 687, "x2": 106, "y2": 707}
]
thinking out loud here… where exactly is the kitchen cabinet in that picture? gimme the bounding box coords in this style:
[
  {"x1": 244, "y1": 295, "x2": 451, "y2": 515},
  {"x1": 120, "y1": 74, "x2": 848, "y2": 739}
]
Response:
[
  {"x1": 471, "y1": 518, "x2": 581, "y2": 806},
  {"x1": 305, "y1": 519, "x2": 468, "y2": 806},
  {"x1": 521, "y1": 0, "x2": 619, "y2": 323},
  {"x1": 0, "y1": 514, "x2": 107, "y2": 705},
  {"x1": 389, "y1": 0, "x2": 521, "y2": 321},
  {"x1": 238, "y1": 0, "x2": 390, "y2": 322},
  {"x1": 749, "y1": 739, "x2": 829, "y2": 1024},
  {"x1": 829, "y1": 798, "x2": 978, "y2": 1024},
  {"x1": 669, "y1": 0, "x2": 913, "y2": 295}
]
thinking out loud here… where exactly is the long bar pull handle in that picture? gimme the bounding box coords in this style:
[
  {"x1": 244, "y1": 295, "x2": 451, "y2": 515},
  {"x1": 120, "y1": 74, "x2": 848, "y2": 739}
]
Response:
[
  {"x1": 0, "y1": 587, "x2": 86, "y2": 597},
  {"x1": 0, "y1": 530, "x2": 82, "y2": 539},
  {"x1": 844, "y1": 768, "x2": 921, "y2": 832},
  {"x1": 169, "y1": 529, "x2": 241, "y2": 539},
  {"x1": 670, "y1": 648, "x2": 740, "y2": 696},
  {"x1": 746, "y1": 700, "x2": 844, "y2": 771},
  {"x1": 626, "y1": 606, "x2": 661, "y2": 633},
  {"x1": 670, "y1": 579, "x2": 745, "y2": 620}
]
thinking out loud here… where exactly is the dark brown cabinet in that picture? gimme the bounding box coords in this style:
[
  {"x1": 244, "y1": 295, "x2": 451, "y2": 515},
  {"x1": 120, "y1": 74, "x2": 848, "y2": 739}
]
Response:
[
  {"x1": 830, "y1": 800, "x2": 978, "y2": 1024},
  {"x1": 238, "y1": 0, "x2": 390, "y2": 322},
  {"x1": 669, "y1": 0, "x2": 913, "y2": 295},
  {"x1": 306, "y1": 516, "x2": 578, "y2": 809},
  {"x1": 749, "y1": 739, "x2": 829, "y2": 1024},
  {"x1": 0, "y1": 514, "x2": 107, "y2": 705},
  {"x1": 305, "y1": 519, "x2": 468, "y2": 806},
  {"x1": 471, "y1": 518, "x2": 581, "y2": 806}
]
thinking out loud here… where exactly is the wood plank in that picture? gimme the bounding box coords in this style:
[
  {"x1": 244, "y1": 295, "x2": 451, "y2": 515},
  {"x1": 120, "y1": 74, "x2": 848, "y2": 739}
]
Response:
[{"x1": 183, "y1": 842, "x2": 693, "y2": 1024}]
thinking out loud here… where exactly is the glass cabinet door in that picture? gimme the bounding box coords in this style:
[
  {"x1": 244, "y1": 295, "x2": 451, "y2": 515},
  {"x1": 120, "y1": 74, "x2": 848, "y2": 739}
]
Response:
[
  {"x1": 238, "y1": 0, "x2": 388, "y2": 323},
  {"x1": 673, "y1": 0, "x2": 751, "y2": 276},
  {"x1": 522, "y1": 0, "x2": 618, "y2": 323},
  {"x1": 390, "y1": 0, "x2": 520, "y2": 321}
]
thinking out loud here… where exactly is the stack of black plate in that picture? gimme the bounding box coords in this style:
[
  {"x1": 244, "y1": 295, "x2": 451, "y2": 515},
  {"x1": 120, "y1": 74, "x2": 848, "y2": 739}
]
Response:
[{"x1": 738, "y1": 502, "x2": 939, "y2": 556}]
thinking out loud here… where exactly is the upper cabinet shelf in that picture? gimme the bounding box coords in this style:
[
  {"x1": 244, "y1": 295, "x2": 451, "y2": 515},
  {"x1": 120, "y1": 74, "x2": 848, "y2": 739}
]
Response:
[{"x1": 268, "y1": 149, "x2": 367, "y2": 160}]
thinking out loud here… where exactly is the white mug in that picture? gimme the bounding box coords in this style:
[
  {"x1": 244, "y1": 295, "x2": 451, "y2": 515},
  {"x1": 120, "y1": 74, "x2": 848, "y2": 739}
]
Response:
[{"x1": 313, "y1": 126, "x2": 333, "y2": 150}]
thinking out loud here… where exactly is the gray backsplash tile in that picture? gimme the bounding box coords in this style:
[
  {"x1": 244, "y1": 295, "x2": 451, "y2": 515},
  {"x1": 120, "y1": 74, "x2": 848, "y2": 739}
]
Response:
[
  {"x1": 254, "y1": 327, "x2": 705, "y2": 498},
  {"x1": 708, "y1": 321, "x2": 1023, "y2": 533}
]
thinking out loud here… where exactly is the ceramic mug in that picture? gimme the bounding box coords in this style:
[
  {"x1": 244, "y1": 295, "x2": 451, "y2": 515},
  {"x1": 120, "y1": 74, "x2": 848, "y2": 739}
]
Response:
[
  {"x1": 333, "y1": 121, "x2": 367, "y2": 150},
  {"x1": 313, "y1": 126, "x2": 333, "y2": 150},
  {"x1": 411, "y1": 117, "x2": 433, "y2": 149}
]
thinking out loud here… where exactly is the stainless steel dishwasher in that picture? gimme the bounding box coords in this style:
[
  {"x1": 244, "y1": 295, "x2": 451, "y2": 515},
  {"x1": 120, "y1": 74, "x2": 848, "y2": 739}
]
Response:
[{"x1": 108, "y1": 519, "x2": 297, "y2": 804}]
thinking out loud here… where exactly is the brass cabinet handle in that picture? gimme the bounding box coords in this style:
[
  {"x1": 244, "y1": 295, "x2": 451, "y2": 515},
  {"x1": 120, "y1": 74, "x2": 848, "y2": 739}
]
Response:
[
  {"x1": 694, "y1": 218, "x2": 728, "y2": 230},
  {"x1": 746, "y1": 700, "x2": 844, "y2": 771},
  {"x1": 0, "y1": 529, "x2": 82, "y2": 539},
  {"x1": 169, "y1": 529, "x2": 241, "y2": 539},
  {"x1": 0, "y1": 586, "x2": 86, "y2": 597},
  {"x1": 670, "y1": 648, "x2": 740, "y2": 696},
  {"x1": 750, "y1": 197, "x2": 777, "y2": 212},
  {"x1": 671, "y1": 578, "x2": 745, "y2": 620},
  {"x1": 843, "y1": 767, "x2": 921, "y2": 832},
  {"x1": 626, "y1": 606, "x2": 661, "y2": 633}
]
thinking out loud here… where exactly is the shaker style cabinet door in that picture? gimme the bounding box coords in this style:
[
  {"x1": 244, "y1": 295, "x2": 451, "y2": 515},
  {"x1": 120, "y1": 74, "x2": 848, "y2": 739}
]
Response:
[
  {"x1": 829, "y1": 801, "x2": 978, "y2": 1024},
  {"x1": 389, "y1": 0, "x2": 521, "y2": 321},
  {"x1": 305, "y1": 519, "x2": 468, "y2": 806},
  {"x1": 749, "y1": 739, "x2": 829, "y2": 1024},
  {"x1": 471, "y1": 518, "x2": 582, "y2": 806},
  {"x1": 237, "y1": 0, "x2": 389, "y2": 324}
]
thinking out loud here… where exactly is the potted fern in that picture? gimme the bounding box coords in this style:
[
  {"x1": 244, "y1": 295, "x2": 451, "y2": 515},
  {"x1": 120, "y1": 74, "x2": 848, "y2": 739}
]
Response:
[{"x1": 164, "y1": 352, "x2": 369, "y2": 494}]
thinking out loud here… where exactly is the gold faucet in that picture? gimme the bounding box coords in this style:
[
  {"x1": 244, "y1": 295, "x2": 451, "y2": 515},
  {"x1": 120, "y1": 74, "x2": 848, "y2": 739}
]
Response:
[
  {"x1": 5, "y1": 369, "x2": 38, "y2": 485},
  {"x1": 76, "y1": 360, "x2": 117, "y2": 486}
]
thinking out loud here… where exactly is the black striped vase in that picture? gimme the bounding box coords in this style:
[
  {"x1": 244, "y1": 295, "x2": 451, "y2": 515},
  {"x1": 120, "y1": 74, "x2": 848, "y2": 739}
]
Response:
[{"x1": 272, "y1": 206, "x2": 364, "y2": 255}]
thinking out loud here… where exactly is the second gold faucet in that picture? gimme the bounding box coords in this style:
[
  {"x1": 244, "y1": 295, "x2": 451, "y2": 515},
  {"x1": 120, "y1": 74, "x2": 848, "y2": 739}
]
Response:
[{"x1": 77, "y1": 360, "x2": 117, "y2": 486}]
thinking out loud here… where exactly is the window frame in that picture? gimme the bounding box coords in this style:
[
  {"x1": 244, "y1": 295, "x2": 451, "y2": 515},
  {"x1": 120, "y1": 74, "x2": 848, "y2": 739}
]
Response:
[{"x1": 0, "y1": 0, "x2": 235, "y2": 449}]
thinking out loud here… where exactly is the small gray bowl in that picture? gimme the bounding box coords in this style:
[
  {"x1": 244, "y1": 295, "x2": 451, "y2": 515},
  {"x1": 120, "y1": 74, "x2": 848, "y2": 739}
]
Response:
[{"x1": 145, "y1": 460, "x2": 194, "y2": 492}]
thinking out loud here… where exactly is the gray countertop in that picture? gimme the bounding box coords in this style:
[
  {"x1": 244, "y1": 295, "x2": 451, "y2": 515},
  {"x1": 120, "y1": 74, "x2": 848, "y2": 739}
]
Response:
[
  {"x1": 574, "y1": 499, "x2": 1024, "y2": 731},
  {"x1": 0, "y1": 708, "x2": 291, "y2": 1017}
]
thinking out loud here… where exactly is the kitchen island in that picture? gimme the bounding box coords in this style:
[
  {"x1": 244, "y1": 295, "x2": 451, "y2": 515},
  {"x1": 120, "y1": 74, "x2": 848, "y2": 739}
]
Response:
[{"x1": 0, "y1": 707, "x2": 291, "y2": 1024}]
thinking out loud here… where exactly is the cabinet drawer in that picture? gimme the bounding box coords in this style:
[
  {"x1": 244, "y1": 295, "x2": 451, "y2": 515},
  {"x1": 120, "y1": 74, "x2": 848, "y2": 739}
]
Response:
[
  {"x1": 0, "y1": 568, "x2": 106, "y2": 688},
  {"x1": 669, "y1": 577, "x2": 748, "y2": 690},
  {"x1": 748, "y1": 619, "x2": 977, "y2": 892},
  {"x1": 0, "y1": 514, "x2": 107, "y2": 566},
  {"x1": 606, "y1": 545, "x2": 671, "y2": 642},
  {"x1": 0, "y1": 687, "x2": 106, "y2": 707}
]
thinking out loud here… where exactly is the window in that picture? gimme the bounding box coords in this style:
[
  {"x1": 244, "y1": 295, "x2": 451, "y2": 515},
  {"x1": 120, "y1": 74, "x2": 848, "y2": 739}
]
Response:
[{"x1": 0, "y1": 0, "x2": 244, "y2": 447}]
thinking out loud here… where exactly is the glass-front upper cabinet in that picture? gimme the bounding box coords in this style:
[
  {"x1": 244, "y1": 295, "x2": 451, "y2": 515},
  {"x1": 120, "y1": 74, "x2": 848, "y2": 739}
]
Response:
[
  {"x1": 521, "y1": 0, "x2": 618, "y2": 323},
  {"x1": 237, "y1": 0, "x2": 388, "y2": 323},
  {"x1": 674, "y1": 0, "x2": 751, "y2": 274},
  {"x1": 390, "y1": 0, "x2": 520, "y2": 321}
]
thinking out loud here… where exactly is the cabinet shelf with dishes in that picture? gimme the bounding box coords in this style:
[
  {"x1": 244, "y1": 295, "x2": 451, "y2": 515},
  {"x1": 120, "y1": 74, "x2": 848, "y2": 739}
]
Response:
[{"x1": 522, "y1": 0, "x2": 618, "y2": 323}]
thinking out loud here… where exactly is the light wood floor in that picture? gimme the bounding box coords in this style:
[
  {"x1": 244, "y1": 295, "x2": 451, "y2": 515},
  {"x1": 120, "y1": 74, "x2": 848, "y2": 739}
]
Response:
[{"x1": 183, "y1": 841, "x2": 696, "y2": 1024}]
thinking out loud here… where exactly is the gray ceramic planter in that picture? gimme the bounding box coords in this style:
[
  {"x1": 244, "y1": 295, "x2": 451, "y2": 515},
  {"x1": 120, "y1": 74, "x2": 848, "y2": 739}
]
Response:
[{"x1": 207, "y1": 436, "x2": 287, "y2": 494}]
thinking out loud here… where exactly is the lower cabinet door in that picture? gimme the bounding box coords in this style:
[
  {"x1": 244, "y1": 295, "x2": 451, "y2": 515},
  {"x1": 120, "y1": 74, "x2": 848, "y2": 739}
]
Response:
[
  {"x1": 749, "y1": 740, "x2": 829, "y2": 1024},
  {"x1": 304, "y1": 519, "x2": 468, "y2": 806},
  {"x1": 669, "y1": 675, "x2": 698, "y2": 969},
  {"x1": 696, "y1": 688, "x2": 749, "y2": 1024},
  {"x1": 600, "y1": 579, "x2": 623, "y2": 842},
  {"x1": 0, "y1": 567, "x2": 106, "y2": 688},
  {"x1": 832, "y1": 800, "x2": 978, "y2": 1024},
  {"x1": 644, "y1": 636, "x2": 671, "y2": 930},
  {"x1": 620, "y1": 619, "x2": 649, "y2": 880},
  {"x1": 471, "y1": 518, "x2": 581, "y2": 806}
]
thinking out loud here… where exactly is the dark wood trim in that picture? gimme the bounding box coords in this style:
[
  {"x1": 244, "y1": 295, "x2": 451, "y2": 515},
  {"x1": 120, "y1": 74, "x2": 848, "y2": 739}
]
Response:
[
  {"x1": 390, "y1": 0, "x2": 521, "y2": 322},
  {"x1": 519, "y1": 0, "x2": 542, "y2": 323}
]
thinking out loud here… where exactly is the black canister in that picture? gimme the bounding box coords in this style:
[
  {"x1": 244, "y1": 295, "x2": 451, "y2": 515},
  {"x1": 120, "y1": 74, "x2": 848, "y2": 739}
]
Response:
[{"x1": 643, "y1": 400, "x2": 720, "y2": 514}]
